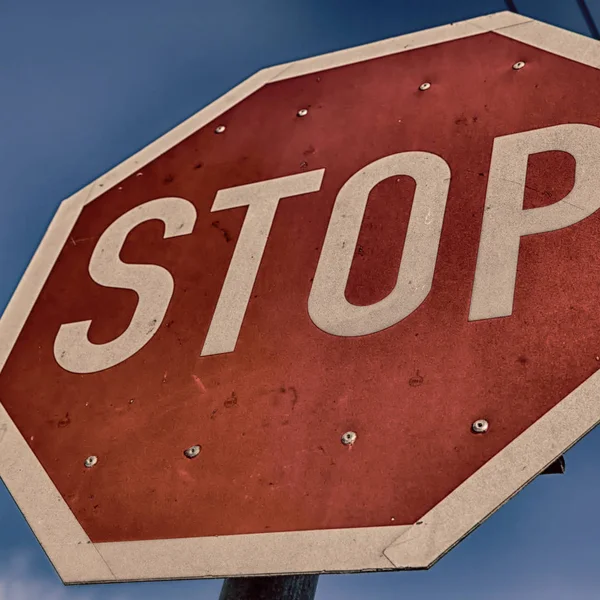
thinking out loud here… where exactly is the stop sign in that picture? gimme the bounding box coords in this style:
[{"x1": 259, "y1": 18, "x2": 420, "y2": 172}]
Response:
[{"x1": 2, "y1": 10, "x2": 600, "y2": 583}]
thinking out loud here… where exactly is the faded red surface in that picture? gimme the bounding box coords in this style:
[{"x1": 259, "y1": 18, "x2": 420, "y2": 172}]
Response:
[{"x1": 2, "y1": 31, "x2": 600, "y2": 543}]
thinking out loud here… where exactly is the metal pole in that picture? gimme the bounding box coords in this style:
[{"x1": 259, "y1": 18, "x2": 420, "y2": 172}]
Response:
[
  {"x1": 504, "y1": 0, "x2": 518, "y2": 13},
  {"x1": 219, "y1": 575, "x2": 319, "y2": 600}
]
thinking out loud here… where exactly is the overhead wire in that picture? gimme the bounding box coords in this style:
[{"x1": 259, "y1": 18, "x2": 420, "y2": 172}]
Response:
[
  {"x1": 576, "y1": 0, "x2": 600, "y2": 40},
  {"x1": 505, "y1": 0, "x2": 599, "y2": 41}
]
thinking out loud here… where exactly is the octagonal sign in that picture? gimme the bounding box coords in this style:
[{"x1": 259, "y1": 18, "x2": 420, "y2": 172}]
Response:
[{"x1": 2, "y1": 11, "x2": 600, "y2": 584}]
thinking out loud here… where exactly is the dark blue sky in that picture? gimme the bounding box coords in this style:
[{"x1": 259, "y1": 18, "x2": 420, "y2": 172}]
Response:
[{"x1": 1, "y1": 1, "x2": 600, "y2": 598}]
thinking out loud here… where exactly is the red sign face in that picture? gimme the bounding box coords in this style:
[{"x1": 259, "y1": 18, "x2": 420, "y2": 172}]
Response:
[{"x1": 2, "y1": 11, "x2": 600, "y2": 583}]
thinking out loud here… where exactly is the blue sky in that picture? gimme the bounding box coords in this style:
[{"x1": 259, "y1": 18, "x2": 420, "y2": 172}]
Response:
[{"x1": 2, "y1": 0, "x2": 600, "y2": 598}]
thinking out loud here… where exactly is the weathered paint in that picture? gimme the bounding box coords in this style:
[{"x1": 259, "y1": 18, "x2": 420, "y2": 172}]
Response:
[{"x1": 2, "y1": 11, "x2": 600, "y2": 582}]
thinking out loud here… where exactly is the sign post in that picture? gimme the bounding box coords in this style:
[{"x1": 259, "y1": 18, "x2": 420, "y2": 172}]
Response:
[
  {"x1": 1, "y1": 10, "x2": 600, "y2": 588},
  {"x1": 219, "y1": 575, "x2": 319, "y2": 600}
]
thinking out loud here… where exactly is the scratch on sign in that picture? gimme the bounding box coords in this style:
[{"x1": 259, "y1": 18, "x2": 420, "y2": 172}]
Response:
[{"x1": 192, "y1": 375, "x2": 207, "y2": 394}]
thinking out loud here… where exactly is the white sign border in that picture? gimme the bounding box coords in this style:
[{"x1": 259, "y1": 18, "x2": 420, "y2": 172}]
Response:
[{"x1": 1, "y1": 10, "x2": 600, "y2": 583}]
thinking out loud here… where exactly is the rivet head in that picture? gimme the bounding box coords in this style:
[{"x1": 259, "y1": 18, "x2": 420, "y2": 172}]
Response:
[
  {"x1": 215, "y1": 125, "x2": 226, "y2": 134},
  {"x1": 512, "y1": 61, "x2": 526, "y2": 70},
  {"x1": 472, "y1": 419, "x2": 489, "y2": 434},
  {"x1": 297, "y1": 108, "x2": 308, "y2": 117},
  {"x1": 341, "y1": 431, "x2": 357, "y2": 445},
  {"x1": 84, "y1": 456, "x2": 98, "y2": 468},
  {"x1": 184, "y1": 445, "x2": 201, "y2": 459},
  {"x1": 419, "y1": 82, "x2": 431, "y2": 91}
]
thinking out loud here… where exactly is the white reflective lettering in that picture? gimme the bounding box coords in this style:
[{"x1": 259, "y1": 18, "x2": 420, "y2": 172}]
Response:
[
  {"x1": 470, "y1": 124, "x2": 600, "y2": 321},
  {"x1": 200, "y1": 170, "x2": 325, "y2": 356},
  {"x1": 54, "y1": 197, "x2": 197, "y2": 373},
  {"x1": 308, "y1": 152, "x2": 451, "y2": 336}
]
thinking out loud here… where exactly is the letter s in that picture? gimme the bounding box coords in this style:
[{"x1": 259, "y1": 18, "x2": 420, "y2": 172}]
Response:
[{"x1": 54, "y1": 197, "x2": 196, "y2": 374}]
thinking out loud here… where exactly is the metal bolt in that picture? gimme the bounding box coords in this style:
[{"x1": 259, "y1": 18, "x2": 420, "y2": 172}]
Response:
[
  {"x1": 84, "y1": 456, "x2": 98, "y2": 468},
  {"x1": 215, "y1": 125, "x2": 226, "y2": 134},
  {"x1": 341, "y1": 431, "x2": 357, "y2": 445},
  {"x1": 184, "y1": 445, "x2": 201, "y2": 459},
  {"x1": 297, "y1": 108, "x2": 308, "y2": 117},
  {"x1": 472, "y1": 419, "x2": 489, "y2": 434},
  {"x1": 419, "y1": 82, "x2": 431, "y2": 91},
  {"x1": 512, "y1": 61, "x2": 526, "y2": 70}
]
